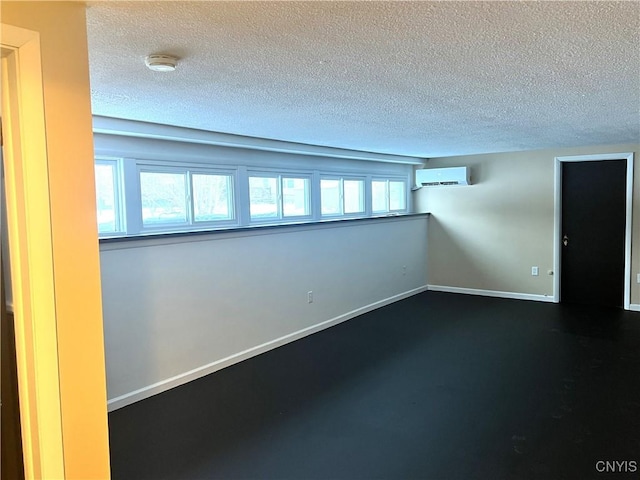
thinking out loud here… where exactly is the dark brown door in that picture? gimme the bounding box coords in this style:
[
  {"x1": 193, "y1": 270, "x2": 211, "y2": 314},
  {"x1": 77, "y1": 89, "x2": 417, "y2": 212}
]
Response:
[{"x1": 560, "y1": 160, "x2": 626, "y2": 307}]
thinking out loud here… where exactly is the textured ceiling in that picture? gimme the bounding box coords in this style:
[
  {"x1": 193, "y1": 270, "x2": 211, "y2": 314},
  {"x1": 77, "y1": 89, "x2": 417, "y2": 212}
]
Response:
[{"x1": 86, "y1": 1, "x2": 640, "y2": 158}]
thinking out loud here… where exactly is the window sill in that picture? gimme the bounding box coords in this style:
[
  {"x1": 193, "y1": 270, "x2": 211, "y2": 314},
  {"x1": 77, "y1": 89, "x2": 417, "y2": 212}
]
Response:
[{"x1": 99, "y1": 213, "x2": 429, "y2": 250}]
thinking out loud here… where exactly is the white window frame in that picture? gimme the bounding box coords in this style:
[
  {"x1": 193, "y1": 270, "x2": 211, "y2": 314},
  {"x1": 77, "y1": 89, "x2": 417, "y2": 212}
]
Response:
[
  {"x1": 189, "y1": 167, "x2": 237, "y2": 227},
  {"x1": 371, "y1": 177, "x2": 409, "y2": 214},
  {"x1": 248, "y1": 170, "x2": 313, "y2": 224},
  {"x1": 94, "y1": 157, "x2": 125, "y2": 236},
  {"x1": 320, "y1": 175, "x2": 367, "y2": 218},
  {"x1": 137, "y1": 165, "x2": 191, "y2": 231},
  {"x1": 281, "y1": 174, "x2": 312, "y2": 219},
  {"x1": 94, "y1": 142, "x2": 413, "y2": 238},
  {"x1": 129, "y1": 161, "x2": 239, "y2": 235}
]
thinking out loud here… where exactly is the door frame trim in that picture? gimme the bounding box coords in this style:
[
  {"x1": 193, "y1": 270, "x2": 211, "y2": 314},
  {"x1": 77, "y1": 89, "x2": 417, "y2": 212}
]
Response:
[
  {"x1": 2, "y1": 24, "x2": 65, "y2": 479},
  {"x1": 553, "y1": 152, "x2": 634, "y2": 309}
]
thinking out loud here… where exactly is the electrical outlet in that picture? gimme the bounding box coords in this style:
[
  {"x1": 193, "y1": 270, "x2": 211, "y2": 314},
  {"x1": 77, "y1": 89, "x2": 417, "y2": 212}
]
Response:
[
  {"x1": 307, "y1": 291, "x2": 313, "y2": 303},
  {"x1": 402, "y1": 265, "x2": 407, "y2": 276},
  {"x1": 531, "y1": 266, "x2": 539, "y2": 276},
  {"x1": 637, "y1": 274, "x2": 640, "y2": 284}
]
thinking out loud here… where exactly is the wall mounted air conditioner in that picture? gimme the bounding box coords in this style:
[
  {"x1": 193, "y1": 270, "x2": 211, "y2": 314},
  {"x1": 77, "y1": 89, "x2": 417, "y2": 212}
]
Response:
[{"x1": 415, "y1": 166, "x2": 470, "y2": 187}]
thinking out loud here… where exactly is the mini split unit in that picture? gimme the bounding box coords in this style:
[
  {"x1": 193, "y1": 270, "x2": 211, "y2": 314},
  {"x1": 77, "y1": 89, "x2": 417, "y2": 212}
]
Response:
[{"x1": 415, "y1": 166, "x2": 471, "y2": 187}]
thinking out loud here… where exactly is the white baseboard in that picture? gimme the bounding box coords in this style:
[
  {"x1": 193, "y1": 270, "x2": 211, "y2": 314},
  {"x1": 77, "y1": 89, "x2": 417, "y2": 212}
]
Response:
[
  {"x1": 427, "y1": 285, "x2": 555, "y2": 303},
  {"x1": 107, "y1": 285, "x2": 429, "y2": 411},
  {"x1": 630, "y1": 304, "x2": 640, "y2": 312}
]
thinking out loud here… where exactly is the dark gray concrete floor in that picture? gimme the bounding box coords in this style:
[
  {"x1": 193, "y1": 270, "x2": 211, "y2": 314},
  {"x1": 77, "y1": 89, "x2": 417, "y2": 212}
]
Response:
[{"x1": 108, "y1": 292, "x2": 640, "y2": 479}]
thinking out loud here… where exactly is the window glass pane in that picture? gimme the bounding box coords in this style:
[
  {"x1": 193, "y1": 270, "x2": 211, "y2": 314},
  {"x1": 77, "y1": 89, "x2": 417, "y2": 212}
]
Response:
[
  {"x1": 282, "y1": 177, "x2": 309, "y2": 217},
  {"x1": 95, "y1": 163, "x2": 118, "y2": 233},
  {"x1": 372, "y1": 180, "x2": 388, "y2": 213},
  {"x1": 321, "y1": 179, "x2": 341, "y2": 215},
  {"x1": 193, "y1": 173, "x2": 233, "y2": 222},
  {"x1": 249, "y1": 176, "x2": 278, "y2": 219},
  {"x1": 140, "y1": 171, "x2": 188, "y2": 226},
  {"x1": 389, "y1": 181, "x2": 406, "y2": 210},
  {"x1": 343, "y1": 179, "x2": 364, "y2": 214}
]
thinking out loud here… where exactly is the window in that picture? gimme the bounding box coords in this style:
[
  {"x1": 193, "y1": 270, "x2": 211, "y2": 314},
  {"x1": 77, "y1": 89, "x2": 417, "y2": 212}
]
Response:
[
  {"x1": 94, "y1": 159, "x2": 122, "y2": 234},
  {"x1": 249, "y1": 174, "x2": 310, "y2": 221},
  {"x1": 137, "y1": 166, "x2": 236, "y2": 230},
  {"x1": 389, "y1": 180, "x2": 406, "y2": 211},
  {"x1": 282, "y1": 177, "x2": 310, "y2": 217},
  {"x1": 140, "y1": 170, "x2": 188, "y2": 226},
  {"x1": 192, "y1": 173, "x2": 234, "y2": 222},
  {"x1": 372, "y1": 179, "x2": 407, "y2": 214},
  {"x1": 321, "y1": 177, "x2": 365, "y2": 216},
  {"x1": 95, "y1": 151, "x2": 411, "y2": 237},
  {"x1": 371, "y1": 180, "x2": 388, "y2": 213},
  {"x1": 320, "y1": 179, "x2": 340, "y2": 215},
  {"x1": 344, "y1": 179, "x2": 365, "y2": 214},
  {"x1": 249, "y1": 176, "x2": 279, "y2": 219}
]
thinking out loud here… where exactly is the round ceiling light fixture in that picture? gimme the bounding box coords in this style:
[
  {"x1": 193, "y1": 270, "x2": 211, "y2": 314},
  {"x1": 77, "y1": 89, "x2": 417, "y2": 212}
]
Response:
[{"x1": 145, "y1": 54, "x2": 178, "y2": 72}]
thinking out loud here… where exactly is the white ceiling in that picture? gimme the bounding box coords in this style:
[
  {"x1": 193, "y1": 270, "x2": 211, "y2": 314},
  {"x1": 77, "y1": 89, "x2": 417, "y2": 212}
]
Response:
[{"x1": 86, "y1": 1, "x2": 640, "y2": 158}]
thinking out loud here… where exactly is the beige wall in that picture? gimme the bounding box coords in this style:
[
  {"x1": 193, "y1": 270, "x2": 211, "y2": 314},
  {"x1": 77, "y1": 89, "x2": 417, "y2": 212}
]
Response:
[
  {"x1": 415, "y1": 143, "x2": 640, "y2": 304},
  {"x1": 1, "y1": 2, "x2": 110, "y2": 478}
]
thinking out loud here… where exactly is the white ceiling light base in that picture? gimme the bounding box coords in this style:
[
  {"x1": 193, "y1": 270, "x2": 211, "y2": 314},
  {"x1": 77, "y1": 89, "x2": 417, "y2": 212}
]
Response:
[{"x1": 145, "y1": 54, "x2": 178, "y2": 72}]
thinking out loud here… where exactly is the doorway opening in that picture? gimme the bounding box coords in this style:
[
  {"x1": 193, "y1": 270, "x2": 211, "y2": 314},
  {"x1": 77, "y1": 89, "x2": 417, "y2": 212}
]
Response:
[{"x1": 1, "y1": 115, "x2": 25, "y2": 480}]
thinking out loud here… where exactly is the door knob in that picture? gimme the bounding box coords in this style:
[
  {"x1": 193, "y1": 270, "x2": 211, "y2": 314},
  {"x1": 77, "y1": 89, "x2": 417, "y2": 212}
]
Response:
[{"x1": 563, "y1": 235, "x2": 569, "y2": 247}]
